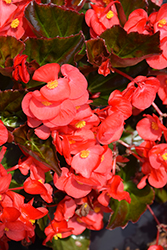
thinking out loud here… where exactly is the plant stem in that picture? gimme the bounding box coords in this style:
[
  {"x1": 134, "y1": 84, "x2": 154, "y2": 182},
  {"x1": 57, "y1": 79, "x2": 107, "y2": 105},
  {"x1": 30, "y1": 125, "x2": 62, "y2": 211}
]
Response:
[{"x1": 111, "y1": 67, "x2": 134, "y2": 81}]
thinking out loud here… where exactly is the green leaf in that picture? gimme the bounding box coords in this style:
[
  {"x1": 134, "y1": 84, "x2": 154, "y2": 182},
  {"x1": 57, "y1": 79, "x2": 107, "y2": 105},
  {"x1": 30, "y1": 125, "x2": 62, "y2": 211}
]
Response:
[
  {"x1": 87, "y1": 60, "x2": 148, "y2": 104},
  {"x1": 107, "y1": 182, "x2": 154, "y2": 229},
  {"x1": 13, "y1": 125, "x2": 61, "y2": 176},
  {"x1": 155, "y1": 188, "x2": 167, "y2": 203},
  {"x1": 100, "y1": 26, "x2": 161, "y2": 67},
  {"x1": 50, "y1": 232, "x2": 90, "y2": 250},
  {"x1": 86, "y1": 27, "x2": 161, "y2": 68},
  {"x1": 1, "y1": 143, "x2": 23, "y2": 169},
  {"x1": 119, "y1": 0, "x2": 159, "y2": 19},
  {"x1": 0, "y1": 90, "x2": 26, "y2": 127},
  {"x1": 25, "y1": 2, "x2": 84, "y2": 38},
  {"x1": 0, "y1": 36, "x2": 24, "y2": 68},
  {"x1": 24, "y1": 33, "x2": 85, "y2": 66}
]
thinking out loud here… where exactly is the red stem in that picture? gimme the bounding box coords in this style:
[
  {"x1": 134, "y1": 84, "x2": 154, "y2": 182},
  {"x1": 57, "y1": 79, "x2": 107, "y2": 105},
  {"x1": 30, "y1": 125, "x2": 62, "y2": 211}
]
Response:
[
  {"x1": 9, "y1": 186, "x2": 24, "y2": 191},
  {"x1": 147, "y1": 205, "x2": 160, "y2": 225},
  {"x1": 117, "y1": 140, "x2": 144, "y2": 162},
  {"x1": 7, "y1": 165, "x2": 18, "y2": 172},
  {"x1": 111, "y1": 67, "x2": 134, "y2": 81}
]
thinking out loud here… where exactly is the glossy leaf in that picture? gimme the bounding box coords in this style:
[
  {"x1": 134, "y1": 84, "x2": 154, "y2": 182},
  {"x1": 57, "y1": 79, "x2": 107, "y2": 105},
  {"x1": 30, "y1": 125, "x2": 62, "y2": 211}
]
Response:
[
  {"x1": 88, "y1": 60, "x2": 148, "y2": 105},
  {"x1": 24, "y1": 32, "x2": 85, "y2": 66},
  {"x1": 119, "y1": 0, "x2": 159, "y2": 19},
  {"x1": 86, "y1": 26, "x2": 161, "y2": 68},
  {"x1": 0, "y1": 90, "x2": 26, "y2": 127},
  {"x1": 0, "y1": 36, "x2": 24, "y2": 68},
  {"x1": 65, "y1": 0, "x2": 87, "y2": 11},
  {"x1": 13, "y1": 125, "x2": 61, "y2": 175},
  {"x1": 107, "y1": 182, "x2": 154, "y2": 229},
  {"x1": 1, "y1": 143, "x2": 23, "y2": 169},
  {"x1": 51, "y1": 233, "x2": 90, "y2": 250},
  {"x1": 25, "y1": 2, "x2": 84, "y2": 38}
]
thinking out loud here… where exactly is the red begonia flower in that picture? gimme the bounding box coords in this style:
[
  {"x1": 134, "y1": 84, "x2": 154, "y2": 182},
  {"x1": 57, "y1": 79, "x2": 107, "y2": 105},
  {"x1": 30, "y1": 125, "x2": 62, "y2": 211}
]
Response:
[
  {"x1": 154, "y1": 3, "x2": 167, "y2": 40},
  {"x1": 54, "y1": 167, "x2": 100, "y2": 198},
  {"x1": 71, "y1": 145, "x2": 104, "y2": 178},
  {"x1": 146, "y1": 37, "x2": 167, "y2": 69},
  {"x1": 98, "y1": 175, "x2": 131, "y2": 206},
  {"x1": 44, "y1": 219, "x2": 73, "y2": 244},
  {"x1": 54, "y1": 196, "x2": 76, "y2": 221},
  {"x1": 98, "y1": 59, "x2": 110, "y2": 76},
  {"x1": 124, "y1": 9, "x2": 151, "y2": 34},
  {"x1": 148, "y1": 245, "x2": 164, "y2": 250},
  {"x1": 12, "y1": 54, "x2": 30, "y2": 83},
  {"x1": 148, "y1": 143, "x2": 167, "y2": 169},
  {"x1": 124, "y1": 76, "x2": 160, "y2": 110},
  {"x1": 138, "y1": 161, "x2": 167, "y2": 189},
  {"x1": 97, "y1": 111, "x2": 124, "y2": 145},
  {"x1": 157, "y1": 75, "x2": 167, "y2": 104},
  {"x1": 0, "y1": 220, "x2": 26, "y2": 241},
  {"x1": 0, "y1": 5, "x2": 25, "y2": 39},
  {"x1": 108, "y1": 90, "x2": 132, "y2": 120},
  {"x1": 85, "y1": 3, "x2": 119, "y2": 38},
  {"x1": 136, "y1": 114, "x2": 164, "y2": 141},
  {"x1": 0, "y1": 120, "x2": 8, "y2": 146},
  {"x1": 61, "y1": 64, "x2": 88, "y2": 100}
]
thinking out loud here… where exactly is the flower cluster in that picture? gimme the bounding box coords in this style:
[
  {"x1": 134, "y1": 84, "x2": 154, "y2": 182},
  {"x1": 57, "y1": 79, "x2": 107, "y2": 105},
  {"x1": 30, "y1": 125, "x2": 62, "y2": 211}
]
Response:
[{"x1": 0, "y1": 0, "x2": 167, "y2": 249}]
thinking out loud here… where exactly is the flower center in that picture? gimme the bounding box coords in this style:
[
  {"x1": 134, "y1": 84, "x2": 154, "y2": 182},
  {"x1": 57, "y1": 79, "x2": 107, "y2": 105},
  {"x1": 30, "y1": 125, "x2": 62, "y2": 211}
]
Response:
[
  {"x1": 94, "y1": 207, "x2": 101, "y2": 213},
  {"x1": 47, "y1": 80, "x2": 58, "y2": 89},
  {"x1": 3, "y1": 0, "x2": 11, "y2": 3},
  {"x1": 54, "y1": 233, "x2": 62, "y2": 240},
  {"x1": 75, "y1": 106, "x2": 81, "y2": 110},
  {"x1": 162, "y1": 153, "x2": 167, "y2": 161},
  {"x1": 101, "y1": 154, "x2": 104, "y2": 162},
  {"x1": 106, "y1": 10, "x2": 114, "y2": 19},
  {"x1": 29, "y1": 219, "x2": 35, "y2": 224},
  {"x1": 158, "y1": 19, "x2": 167, "y2": 28},
  {"x1": 80, "y1": 150, "x2": 90, "y2": 158},
  {"x1": 103, "y1": 0, "x2": 110, "y2": 5},
  {"x1": 42, "y1": 100, "x2": 52, "y2": 106},
  {"x1": 151, "y1": 122, "x2": 159, "y2": 131},
  {"x1": 75, "y1": 120, "x2": 86, "y2": 128},
  {"x1": 11, "y1": 18, "x2": 19, "y2": 28},
  {"x1": 69, "y1": 139, "x2": 76, "y2": 144},
  {"x1": 4, "y1": 227, "x2": 9, "y2": 232}
]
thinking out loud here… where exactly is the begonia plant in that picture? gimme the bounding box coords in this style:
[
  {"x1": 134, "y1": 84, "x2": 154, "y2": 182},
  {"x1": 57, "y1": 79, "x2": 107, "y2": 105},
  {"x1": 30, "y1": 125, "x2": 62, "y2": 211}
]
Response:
[{"x1": 0, "y1": 0, "x2": 167, "y2": 249}]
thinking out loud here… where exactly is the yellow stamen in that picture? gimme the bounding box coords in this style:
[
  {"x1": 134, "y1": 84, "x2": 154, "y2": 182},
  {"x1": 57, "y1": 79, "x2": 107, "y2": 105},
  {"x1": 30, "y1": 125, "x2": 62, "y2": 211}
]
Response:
[
  {"x1": 151, "y1": 122, "x2": 159, "y2": 131},
  {"x1": 29, "y1": 219, "x2": 35, "y2": 224},
  {"x1": 84, "y1": 203, "x2": 88, "y2": 208},
  {"x1": 80, "y1": 150, "x2": 90, "y2": 158},
  {"x1": 42, "y1": 100, "x2": 52, "y2": 106},
  {"x1": 101, "y1": 155, "x2": 104, "y2": 162},
  {"x1": 162, "y1": 153, "x2": 167, "y2": 161},
  {"x1": 158, "y1": 19, "x2": 167, "y2": 28},
  {"x1": 4, "y1": 227, "x2": 9, "y2": 232},
  {"x1": 77, "y1": 217, "x2": 82, "y2": 223},
  {"x1": 106, "y1": 10, "x2": 114, "y2": 19},
  {"x1": 38, "y1": 179, "x2": 43, "y2": 183},
  {"x1": 76, "y1": 180, "x2": 83, "y2": 185},
  {"x1": 0, "y1": 195, "x2": 2, "y2": 201},
  {"x1": 75, "y1": 106, "x2": 81, "y2": 110},
  {"x1": 69, "y1": 139, "x2": 76, "y2": 144},
  {"x1": 3, "y1": 0, "x2": 11, "y2": 3},
  {"x1": 103, "y1": 0, "x2": 110, "y2": 5},
  {"x1": 54, "y1": 233, "x2": 62, "y2": 240},
  {"x1": 94, "y1": 207, "x2": 101, "y2": 213},
  {"x1": 47, "y1": 80, "x2": 58, "y2": 89},
  {"x1": 75, "y1": 120, "x2": 86, "y2": 128},
  {"x1": 11, "y1": 18, "x2": 19, "y2": 28}
]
